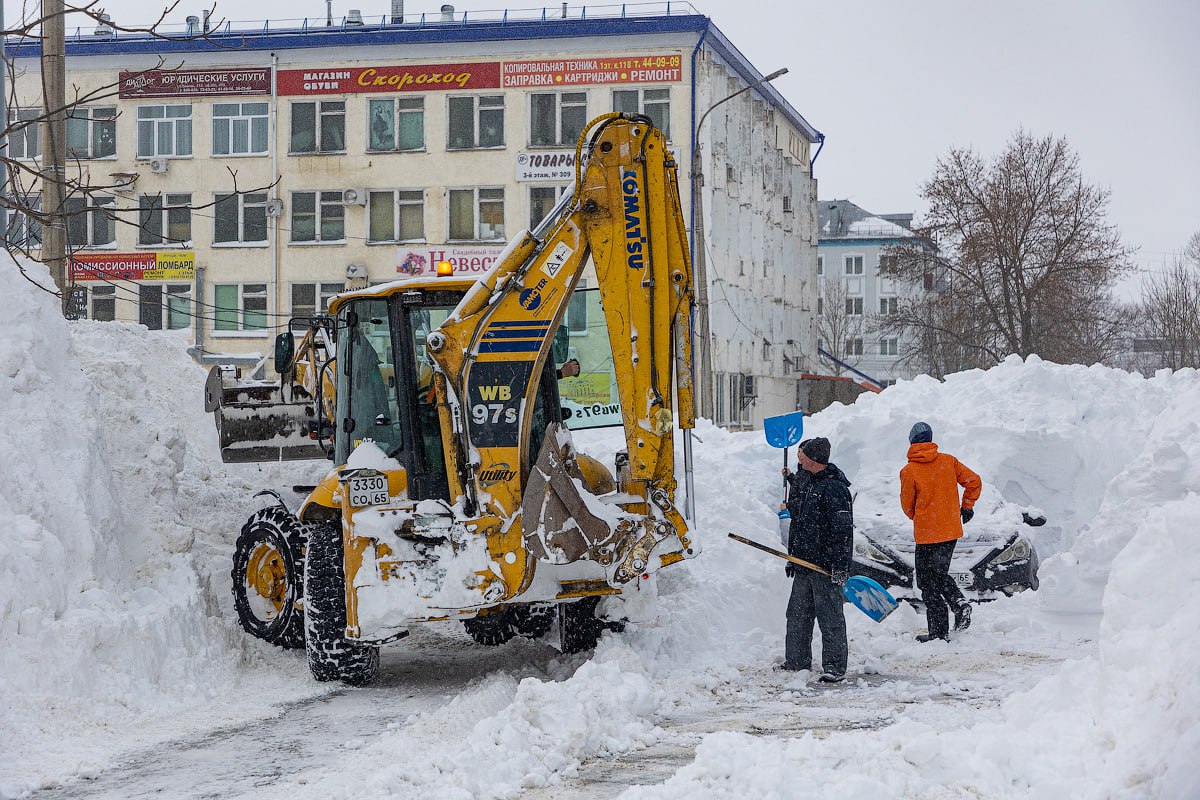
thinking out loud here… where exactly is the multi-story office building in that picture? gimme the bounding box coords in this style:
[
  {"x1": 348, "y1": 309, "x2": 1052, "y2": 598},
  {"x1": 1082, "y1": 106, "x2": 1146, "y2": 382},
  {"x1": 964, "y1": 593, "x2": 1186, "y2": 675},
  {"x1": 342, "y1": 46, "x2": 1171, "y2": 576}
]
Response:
[{"x1": 6, "y1": 3, "x2": 822, "y2": 427}]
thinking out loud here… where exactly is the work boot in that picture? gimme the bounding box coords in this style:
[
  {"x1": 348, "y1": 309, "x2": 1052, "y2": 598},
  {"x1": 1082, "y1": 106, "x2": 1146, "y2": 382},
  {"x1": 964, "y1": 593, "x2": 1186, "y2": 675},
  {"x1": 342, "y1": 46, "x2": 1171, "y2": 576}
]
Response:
[
  {"x1": 954, "y1": 604, "x2": 972, "y2": 632},
  {"x1": 774, "y1": 663, "x2": 810, "y2": 673},
  {"x1": 915, "y1": 633, "x2": 947, "y2": 643},
  {"x1": 818, "y1": 672, "x2": 845, "y2": 684}
]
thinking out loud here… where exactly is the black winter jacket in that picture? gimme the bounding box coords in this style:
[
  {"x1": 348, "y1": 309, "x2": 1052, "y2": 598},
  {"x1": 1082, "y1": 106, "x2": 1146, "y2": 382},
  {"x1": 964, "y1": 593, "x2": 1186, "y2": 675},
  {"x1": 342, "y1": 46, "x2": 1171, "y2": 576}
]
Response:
[{"x1": 785, "y1": 463, "x2": 854, "y2": 574}]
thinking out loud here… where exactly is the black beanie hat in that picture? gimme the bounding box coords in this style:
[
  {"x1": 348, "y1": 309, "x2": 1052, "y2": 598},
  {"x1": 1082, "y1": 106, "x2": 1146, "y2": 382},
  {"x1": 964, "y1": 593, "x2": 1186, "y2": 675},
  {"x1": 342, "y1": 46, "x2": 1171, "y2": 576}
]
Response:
[
  {"x1": 909, "y1": 421, "x2": 933, "y2": 444},
  {"x1": 800, "y1": 437, "x2": 831, "y2": 465}
]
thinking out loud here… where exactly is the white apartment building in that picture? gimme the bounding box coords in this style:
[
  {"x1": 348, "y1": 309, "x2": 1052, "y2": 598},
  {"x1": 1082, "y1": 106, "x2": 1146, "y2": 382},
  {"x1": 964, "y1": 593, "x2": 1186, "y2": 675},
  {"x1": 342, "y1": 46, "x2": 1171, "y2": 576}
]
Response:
[
  {"x1": 6, "y1": 3, "x2": 823, "y2": 427},
  {"x1": 817, "y1": 199, "x2": 935, "y2": 386}
]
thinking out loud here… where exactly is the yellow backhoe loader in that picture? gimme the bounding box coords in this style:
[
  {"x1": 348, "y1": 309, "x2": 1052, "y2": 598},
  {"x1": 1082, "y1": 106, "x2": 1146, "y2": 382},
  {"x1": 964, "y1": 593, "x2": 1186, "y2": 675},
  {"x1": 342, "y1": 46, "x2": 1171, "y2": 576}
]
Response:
[{"x1": 206, "y1": 114, "x2": 698, "y2": 684}]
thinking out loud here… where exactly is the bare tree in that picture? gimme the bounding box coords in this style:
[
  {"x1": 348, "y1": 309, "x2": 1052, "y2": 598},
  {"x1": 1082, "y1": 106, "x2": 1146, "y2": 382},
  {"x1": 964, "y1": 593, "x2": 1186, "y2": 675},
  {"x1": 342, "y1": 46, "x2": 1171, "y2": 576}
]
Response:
[
  {"x1": 882, "y1": 131, "x2": 1134, "y2": 374},
  {"x1": 816, "y1": 277, "x2": 866, "y2": 376},
  {"x1": 1131, "y1": 231, "x2": 1200, "y2": 371}
]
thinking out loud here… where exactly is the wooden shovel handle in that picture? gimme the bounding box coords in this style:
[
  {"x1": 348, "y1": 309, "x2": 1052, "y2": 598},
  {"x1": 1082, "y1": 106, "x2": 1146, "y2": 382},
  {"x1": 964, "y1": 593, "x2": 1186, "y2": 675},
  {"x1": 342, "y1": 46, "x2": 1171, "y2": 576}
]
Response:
[{"x1": 727, "y1": 533, "x2": 830, "y2": 576}]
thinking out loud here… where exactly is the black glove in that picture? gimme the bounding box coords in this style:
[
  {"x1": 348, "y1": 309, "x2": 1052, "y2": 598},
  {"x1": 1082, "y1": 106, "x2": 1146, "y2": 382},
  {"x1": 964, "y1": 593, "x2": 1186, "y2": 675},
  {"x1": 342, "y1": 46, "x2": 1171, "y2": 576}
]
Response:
[
  {"x1": 831, "y1": 568, "x2": 849, "y2": 587},
  {"x1": 961, "y1": 507, "x2": 974, "y2": 524},
  {"x1": 785, "y1": 563, "x2": 796, "y2": 578}
]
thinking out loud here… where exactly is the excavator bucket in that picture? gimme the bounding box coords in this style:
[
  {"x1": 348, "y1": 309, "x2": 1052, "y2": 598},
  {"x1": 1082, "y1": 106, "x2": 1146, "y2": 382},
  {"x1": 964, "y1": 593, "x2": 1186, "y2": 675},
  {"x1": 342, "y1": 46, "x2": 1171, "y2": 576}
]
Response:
[{"x1": 204, "y1": 366, "x2": 328, "y2": 463}]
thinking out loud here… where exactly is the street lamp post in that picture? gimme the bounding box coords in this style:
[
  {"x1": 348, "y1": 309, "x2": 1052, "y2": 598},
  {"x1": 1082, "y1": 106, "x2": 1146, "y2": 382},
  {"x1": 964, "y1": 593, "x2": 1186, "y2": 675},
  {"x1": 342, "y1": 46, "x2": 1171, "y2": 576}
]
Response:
[{"x1": 690, "y1": 67, "x2": 788, "y2": 422}]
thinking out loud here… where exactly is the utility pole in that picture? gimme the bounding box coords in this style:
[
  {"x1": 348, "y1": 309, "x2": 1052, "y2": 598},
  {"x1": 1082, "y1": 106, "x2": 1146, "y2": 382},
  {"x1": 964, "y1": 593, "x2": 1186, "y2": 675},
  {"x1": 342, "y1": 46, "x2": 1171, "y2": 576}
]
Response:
[
  {"x1": 41, "y1": 0, "x2": 69, "y2": 313},
  {"x1": 1, "y1": 0, "x2": 7, "y2": 244}
]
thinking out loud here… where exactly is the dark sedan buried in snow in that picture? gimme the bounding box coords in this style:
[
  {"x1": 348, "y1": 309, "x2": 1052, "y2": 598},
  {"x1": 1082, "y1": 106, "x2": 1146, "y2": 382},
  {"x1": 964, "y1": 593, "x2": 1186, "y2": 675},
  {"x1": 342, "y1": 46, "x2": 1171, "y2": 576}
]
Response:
[{"x1": 850, "y1": 513, "x2": 1044, "y2": 603}]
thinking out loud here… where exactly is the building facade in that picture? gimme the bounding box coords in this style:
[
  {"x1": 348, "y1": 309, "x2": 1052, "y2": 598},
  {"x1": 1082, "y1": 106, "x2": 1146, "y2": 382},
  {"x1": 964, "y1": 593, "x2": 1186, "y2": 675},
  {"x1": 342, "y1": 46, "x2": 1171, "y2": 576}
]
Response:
[
  {"x1": 6, "y1": 5, "x2": 822, "y2": 427},
  {"x1": 816, "y1": 199, "x2": 933, "y2": 386}
]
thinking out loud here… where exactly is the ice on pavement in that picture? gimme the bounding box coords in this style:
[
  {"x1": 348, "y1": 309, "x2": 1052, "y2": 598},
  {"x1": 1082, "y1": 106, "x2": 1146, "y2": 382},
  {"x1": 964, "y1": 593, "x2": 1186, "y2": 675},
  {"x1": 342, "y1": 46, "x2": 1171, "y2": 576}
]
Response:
[{"x1": 1, "y1": 254, "x2": 1196, "y2": 799}]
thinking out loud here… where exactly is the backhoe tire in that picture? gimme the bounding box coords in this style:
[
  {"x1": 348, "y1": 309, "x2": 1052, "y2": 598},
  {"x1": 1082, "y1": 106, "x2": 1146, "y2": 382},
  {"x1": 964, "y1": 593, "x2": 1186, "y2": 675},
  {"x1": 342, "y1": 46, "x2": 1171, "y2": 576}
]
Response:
[
  {"x1": 303, "y1": 522, "x2": 379, "y2": 685},
  {"x1": 463, "y1": 613, "x2": 518, "y2": 646},
  {"x1": 512, "y1": 604, "x2": 556, "y2": 639},
  {"x1": 560, "y1": 596, "x2": 607, "y2": 654},
  {"x1": 231, "y1": 506, "x2": 306, "y2": 650}
]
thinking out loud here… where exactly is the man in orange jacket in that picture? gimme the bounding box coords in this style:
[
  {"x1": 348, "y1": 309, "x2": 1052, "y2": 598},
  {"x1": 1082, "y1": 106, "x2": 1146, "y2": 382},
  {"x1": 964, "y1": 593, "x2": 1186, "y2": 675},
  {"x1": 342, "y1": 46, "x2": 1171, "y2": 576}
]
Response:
[{"x1": 900, "y1": 421, "x2": 982, "y2": 642}]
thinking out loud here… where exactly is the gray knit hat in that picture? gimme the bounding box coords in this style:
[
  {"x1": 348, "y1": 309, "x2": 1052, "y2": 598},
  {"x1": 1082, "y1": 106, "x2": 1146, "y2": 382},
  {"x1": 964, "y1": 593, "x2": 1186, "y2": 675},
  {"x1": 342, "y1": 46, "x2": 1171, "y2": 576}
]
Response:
[{"x1": 909, "y1": 422, "x2": 933, "y2": 444}]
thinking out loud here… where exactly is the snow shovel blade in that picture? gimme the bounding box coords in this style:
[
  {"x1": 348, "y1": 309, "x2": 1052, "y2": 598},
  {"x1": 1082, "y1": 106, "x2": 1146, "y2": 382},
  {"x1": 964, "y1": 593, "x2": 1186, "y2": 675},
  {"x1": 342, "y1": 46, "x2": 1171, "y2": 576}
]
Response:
[
  {"x1": 763, "y1": 411, "x2": 805, "y2": 449},
  {"x1": 842, "y1": 576, "x2": 899, "y2": 622}
]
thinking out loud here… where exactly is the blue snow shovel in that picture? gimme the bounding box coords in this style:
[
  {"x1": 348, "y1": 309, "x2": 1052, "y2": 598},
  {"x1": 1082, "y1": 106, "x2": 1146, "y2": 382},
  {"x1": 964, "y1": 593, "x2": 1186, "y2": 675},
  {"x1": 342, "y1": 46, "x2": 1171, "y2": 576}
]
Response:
[
  {"x1": 764, "y1": 411, "x2": 805, "y2": 547},
  {"x1": 727, "y1": 534, "x2": 900, "y2": 622}
]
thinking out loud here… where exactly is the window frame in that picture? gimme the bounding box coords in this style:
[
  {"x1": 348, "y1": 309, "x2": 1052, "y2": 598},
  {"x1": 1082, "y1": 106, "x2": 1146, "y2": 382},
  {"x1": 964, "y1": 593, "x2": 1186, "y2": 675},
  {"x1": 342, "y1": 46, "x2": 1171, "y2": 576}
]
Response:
[
  {"x1": 528, "y1": 184, "x2": 569, "y2": 229},
  {"x1": 367, "y1": 189, "x2": 425, "y2": 244},
  {"x1": 137, "y1": 192, "x2": 192, "y2": 247},
  {"x1": 448, "y1": 186, "x2": 505, "y2": 242},
  {"x1": 845, "y1": 337, "x2": 864, "y2": 356},
  {"x1": 212, "y1": 102, "x2": 269, "y2": 157},
  {"x1": 65, "y1": 195, "x2": 117, "y2": 248},
  {"x1": 844, "y1": 254, "x2": 865, "y2": 275},
  {"x1": 88, "y1": 284, "x2": 117, "y2": 321},
  {"x1": 879, "y1": 337, "x2": 899, "y2": 357},
  {"x1": 289, "y1": 190, "x2": 346, "y2": 244},
  {"x1": 845, "y1": 296, "x2": 864, "y2": 316},
  {"x1": 528, "y1": 91, "x2": 587, "y2": 147},
  {"x1": 136, "y1": 103, "x2": 193, "y2": 159},
  {"x1": 213, "y1": 282, "x2": 269, "y2": 335},
  {"x1": 290, "y1": 281, "x2": 346, "y2": 327},
  {"x1": 367, "y1": 96, "x2": 426, "y2": 152},
  {"x1": 879, "y1": 296, "x2": 898, "y2": 315},
  {"x1": 5, "y1": 194, "x2": 42, "y2": 249},
  {"x1": 447, "y1": 94, "x2": 505, "y2": 150},
  {"x1": 289, "y1": 100, "x2": 347, "y2": 155},
  {"x1": 213, "y1": 192, "x2": 269, "y2": 246},
  {"x1": 8, "y1": 108, "x2": 40, "y2": 160},
  {"x1": 612, "y1": 87, "x2": 670, "y2": 139},
  {"x1": 66, "y1": 106, "x2": 117, "y2": 160}
]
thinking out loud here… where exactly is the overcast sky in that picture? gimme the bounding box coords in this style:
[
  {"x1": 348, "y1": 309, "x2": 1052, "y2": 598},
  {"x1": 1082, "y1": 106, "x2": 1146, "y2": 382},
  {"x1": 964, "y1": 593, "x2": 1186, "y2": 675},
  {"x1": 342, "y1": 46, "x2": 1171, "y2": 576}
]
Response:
[{"x1": 17, "y1": 0, "x2": 1199, "y2": 294}]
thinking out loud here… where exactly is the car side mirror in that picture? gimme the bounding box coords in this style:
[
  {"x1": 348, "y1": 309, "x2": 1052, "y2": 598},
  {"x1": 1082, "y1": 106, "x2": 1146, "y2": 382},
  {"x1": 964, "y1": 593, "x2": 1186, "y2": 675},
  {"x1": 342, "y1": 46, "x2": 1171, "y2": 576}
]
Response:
[{"x1": 274, "y1": 331, "x2": 295, "y2": 375}]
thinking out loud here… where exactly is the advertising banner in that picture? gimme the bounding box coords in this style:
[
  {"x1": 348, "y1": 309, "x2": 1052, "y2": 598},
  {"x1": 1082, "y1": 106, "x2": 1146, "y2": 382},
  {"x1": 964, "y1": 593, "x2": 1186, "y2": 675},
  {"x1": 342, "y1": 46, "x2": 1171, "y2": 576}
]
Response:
[
  {"x1": 119, "y1": 69, "x2": 271, "y2": 98},
  {"x1": 515, "y1": 150, "x2": 577, "y2": 182},
  {"x1": 71, "y1": 252, "x2": 196, "y2": 282},
  {"x1": 278, "y1": 62, "x2": 501, "y2": 96},
  {"x1": 397, "y1": 245, "x2": 507, "y2": 277},
  {"x1": 501, "y1": 54, "x2": 682, "y2": 88}
]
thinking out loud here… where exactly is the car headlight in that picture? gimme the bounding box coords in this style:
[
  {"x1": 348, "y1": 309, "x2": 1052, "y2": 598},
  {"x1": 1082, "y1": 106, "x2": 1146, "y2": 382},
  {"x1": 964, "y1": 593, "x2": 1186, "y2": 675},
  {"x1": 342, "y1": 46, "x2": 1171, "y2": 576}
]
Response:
[
  {"x1": 992, "y1": 537, "x2": 1031, "y2": 565},
  {"x1": 855, "y1": 539, "x2": 894, "y2": 564}
]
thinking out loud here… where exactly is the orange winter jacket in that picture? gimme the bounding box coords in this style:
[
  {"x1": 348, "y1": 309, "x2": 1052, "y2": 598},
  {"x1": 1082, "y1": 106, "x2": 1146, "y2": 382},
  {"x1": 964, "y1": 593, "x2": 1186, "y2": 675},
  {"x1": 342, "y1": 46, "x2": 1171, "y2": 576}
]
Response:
[{"x1": 899, "y1": 443, "x2": 982, "y2": 545}]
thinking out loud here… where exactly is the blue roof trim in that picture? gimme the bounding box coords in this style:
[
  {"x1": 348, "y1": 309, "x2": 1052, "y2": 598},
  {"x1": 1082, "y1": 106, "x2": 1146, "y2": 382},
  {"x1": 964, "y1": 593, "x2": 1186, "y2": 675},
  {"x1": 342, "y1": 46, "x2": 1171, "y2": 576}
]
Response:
[
  {"x1": 5, "y1": 14, "x2": 708, "y2": 58},
  {"x1": 819, "y1": 238, "x2": 935, "y2": 250},
  {"x1": 699, "y1": 22, "x2": 820, "y2": 144}
]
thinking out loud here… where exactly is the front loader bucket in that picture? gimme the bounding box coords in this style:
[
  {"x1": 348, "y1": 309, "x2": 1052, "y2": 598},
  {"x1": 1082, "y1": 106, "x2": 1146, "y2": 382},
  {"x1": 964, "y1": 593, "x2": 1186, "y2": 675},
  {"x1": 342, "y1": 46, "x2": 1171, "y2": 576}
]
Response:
[{"x1": 205, "y1": 366, "x2": 328, "y2": 463}]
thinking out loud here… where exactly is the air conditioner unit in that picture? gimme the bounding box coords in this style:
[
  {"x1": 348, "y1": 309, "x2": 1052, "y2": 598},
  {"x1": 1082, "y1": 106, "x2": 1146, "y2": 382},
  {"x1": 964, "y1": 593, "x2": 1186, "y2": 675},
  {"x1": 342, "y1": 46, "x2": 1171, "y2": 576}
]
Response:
[
  {"x1": 148, "y1": 157, "x2": 169, "y2": 174},
  {"x1": 265, "y1": 198, "x2": 285, "y2": 218},
  {"x1": 110, "y1": 172, "x2": 137, "y2": 193},
  {"x1": 742, "y1": 374, "x2": 757, "y2": 399},
  {"x1": 345, "y1": 263, "x2": 367, "y2": 279},
  {"x1": 342, "y1": 188, "x2": 367, "y2": 206}
]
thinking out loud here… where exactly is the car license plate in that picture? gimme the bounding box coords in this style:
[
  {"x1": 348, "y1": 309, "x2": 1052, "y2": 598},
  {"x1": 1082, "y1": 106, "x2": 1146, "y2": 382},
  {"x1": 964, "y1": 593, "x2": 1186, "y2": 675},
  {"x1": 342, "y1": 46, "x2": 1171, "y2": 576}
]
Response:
[
  {"x1": 348, "y1": 472, "x2": 389, "y2": 507},
  {"x1": 952, "y1": 572, "x2": 974, "y2": 588}
]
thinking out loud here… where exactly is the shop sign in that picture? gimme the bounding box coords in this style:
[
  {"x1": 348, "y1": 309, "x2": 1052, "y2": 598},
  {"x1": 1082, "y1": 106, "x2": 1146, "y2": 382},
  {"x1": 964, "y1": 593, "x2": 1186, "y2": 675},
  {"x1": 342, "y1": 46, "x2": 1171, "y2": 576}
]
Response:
[
  {"x1": 500, "y1": 54, "x2": 682, "y2": 88},
  {"x1": 278, "y1": 62, "x2": 501, "y2": 96},
  {"x1": 118, "y1": 69, "x2": 271, "y2": 98},
  {"x1": 71, "y1": 252, "x2": 195, "y2": 282},
  {"x1": 397, "y1": 245, "x2": 507, "y2": 277},
  {"x1": 515, "y1": 150, "x2": 577, "y2": 182}
]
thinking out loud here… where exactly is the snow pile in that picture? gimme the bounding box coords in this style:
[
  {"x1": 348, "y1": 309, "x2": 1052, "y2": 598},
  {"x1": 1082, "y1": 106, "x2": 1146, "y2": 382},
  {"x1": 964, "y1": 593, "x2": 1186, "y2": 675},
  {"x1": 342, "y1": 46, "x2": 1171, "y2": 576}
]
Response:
[{"x1": 0, "y1": 259, "x2": 322, "y2": 796}]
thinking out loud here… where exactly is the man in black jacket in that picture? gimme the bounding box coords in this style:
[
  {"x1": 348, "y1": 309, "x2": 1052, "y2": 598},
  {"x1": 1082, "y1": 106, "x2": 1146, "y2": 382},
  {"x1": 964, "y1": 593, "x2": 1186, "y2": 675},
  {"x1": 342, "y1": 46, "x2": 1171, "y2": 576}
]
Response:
[{"x1": 778, "y1": 437, "x2": 854, "y2": 683}]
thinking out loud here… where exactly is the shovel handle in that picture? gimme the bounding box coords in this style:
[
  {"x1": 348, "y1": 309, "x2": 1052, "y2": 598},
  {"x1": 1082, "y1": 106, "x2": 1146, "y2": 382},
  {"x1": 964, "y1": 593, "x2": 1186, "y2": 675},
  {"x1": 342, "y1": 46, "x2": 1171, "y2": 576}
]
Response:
[{"x1": 727, "y1": 533, "x2": 830, "y2": 576}]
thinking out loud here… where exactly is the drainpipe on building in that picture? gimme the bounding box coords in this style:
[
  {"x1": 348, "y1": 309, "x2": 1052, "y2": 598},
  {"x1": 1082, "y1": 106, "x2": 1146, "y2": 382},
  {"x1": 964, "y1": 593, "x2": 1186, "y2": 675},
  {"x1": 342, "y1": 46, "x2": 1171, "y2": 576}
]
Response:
[
  {"x1": 271, "y1": 52, "x2": 281, "y2": 362},
  {"x1": 193, "y1": 264, "x2": 206, "y2": 357}
]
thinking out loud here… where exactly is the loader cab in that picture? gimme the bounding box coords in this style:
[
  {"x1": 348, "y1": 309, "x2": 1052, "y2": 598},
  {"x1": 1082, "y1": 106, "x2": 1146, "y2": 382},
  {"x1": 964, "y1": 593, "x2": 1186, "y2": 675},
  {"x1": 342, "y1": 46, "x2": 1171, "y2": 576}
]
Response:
[{"x1": 334, "y1": 290, "x2": 464, "y2": 502}]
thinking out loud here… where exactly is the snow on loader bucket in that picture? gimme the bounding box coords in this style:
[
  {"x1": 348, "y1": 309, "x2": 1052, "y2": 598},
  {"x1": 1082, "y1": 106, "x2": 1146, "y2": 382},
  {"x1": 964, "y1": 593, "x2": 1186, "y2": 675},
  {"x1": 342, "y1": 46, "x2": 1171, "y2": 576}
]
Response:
[{"x1": 204, "y1": 365, "x2": 328, "y2": 462}]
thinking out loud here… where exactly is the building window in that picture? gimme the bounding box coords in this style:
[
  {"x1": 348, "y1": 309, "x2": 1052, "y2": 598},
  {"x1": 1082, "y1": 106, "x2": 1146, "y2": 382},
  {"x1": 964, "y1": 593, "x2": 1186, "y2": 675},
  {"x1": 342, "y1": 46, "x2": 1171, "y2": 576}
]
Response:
[
  {"x1": 566, "y1": 280, "x2": 588, "y2": 334},
  {"x1": 290, "y1": 101, "x2": 346, "y2": 154},
  {"x1": 137, "y1": 104, "x2": 192, "y2": 158},
  {"x1": 529, "y1": 185, "x2": 568, "y2": 229},
  {"x1": 368, "y1": 97, "x2": 424, "y2": 151},
  {"x1": 816, "y1": 296, "x2": 823, "y2": 316},
  {"x1": 9, "y1": 108, "x2": 40, "y2": 159},
  {"x1": 613, "y1": 88, "x2": 670, "y2": 138},
  {"x1": 213, "y1": 102, "x2": 269, "y2": 156},
  {"x1": 368, "y1": 190, "x2": 424, "y2": 243},
  {"x1": 529, "y1": 92, "x2": 586, "y2": 147},
  {"x1": 845, "y1": 338, "x2": 864, "y2": 356},
  {"x1": 214, "y1": 192, "x2": 268, "y2": 245},
  {"x1": 817, "y1": 255, "x2": 824, "y2": 275},
  {"x1": 66, "y1": 107, "x2": 116, "y2": 159},
  {"x1": 138, "y1": 193, "x2": 192, "y2": 246},
  {"x1": 65, "y1": 195, "x2": 116, "y2": 247},
  {"x1": 5, "y1": 196, "x2": 42, "y2": 248},
  {"x1": 89, "y1": 285, "x2": 117, "y2": 321},
  {"x1": 844, "y1": 255, "x2": 864, "y2": 275},
  {"x1": 447, "y1": 95, "x2": 504, "y2": 149},
  {"x1": 214, "y1": 283, "x2": 267, "y2": 331},
  {"x1": 290, "y1": 191, "x2": 345, "y2": 243},
  {"x1": 880, "y1": 296, "x2": 898, "y2": 315},
  {"x1": 290, "y1": 282, "x2": 344, "y2": 327},
  {"x1": 845, "y1": 296, "x2": 863, "y2": 315},
  {"x1": 880, "y1": 338, "x2": 898, "y2": 356},
  {"x1": 139, "y1": 283, "x2": 192, "y2": 330},
  {"x1": 449, "y1": 187, "x2": 504, "y2": 241},
  {"x1": 879, "y1": 254, "x2": 898, "y2": 273}
]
